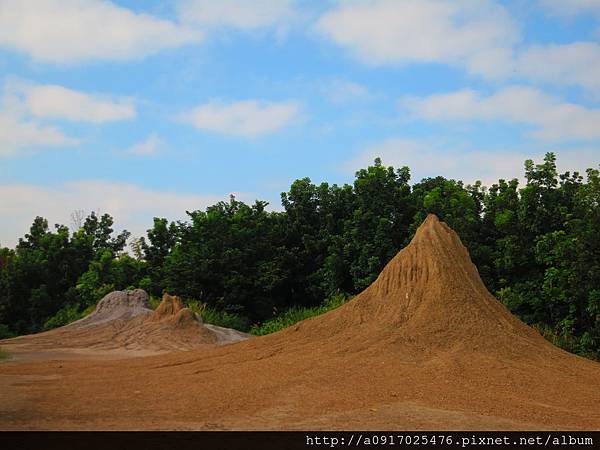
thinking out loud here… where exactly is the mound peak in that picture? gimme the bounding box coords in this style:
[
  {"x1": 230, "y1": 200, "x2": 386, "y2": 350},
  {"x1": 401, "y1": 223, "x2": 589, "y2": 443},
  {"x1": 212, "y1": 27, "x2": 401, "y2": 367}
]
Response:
[
  {"x1": 70, "y1": 289, "x2": 153, "y2": 328},
  {"x1": 146, "y1": 293, "x2": 204, "y2": 327},
  {"x1": 372, "y1": 213, "x2": 484, "y2": 298},
  {"x1": 150, "y1": 293, "x2": 182, "y2": 319}
]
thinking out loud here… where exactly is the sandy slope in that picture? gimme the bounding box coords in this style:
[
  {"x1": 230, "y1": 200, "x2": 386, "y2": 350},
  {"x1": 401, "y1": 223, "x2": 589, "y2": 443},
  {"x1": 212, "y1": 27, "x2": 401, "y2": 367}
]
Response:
[{"x1": 1, "y1": 214, "x2": 599, "y2": 430}]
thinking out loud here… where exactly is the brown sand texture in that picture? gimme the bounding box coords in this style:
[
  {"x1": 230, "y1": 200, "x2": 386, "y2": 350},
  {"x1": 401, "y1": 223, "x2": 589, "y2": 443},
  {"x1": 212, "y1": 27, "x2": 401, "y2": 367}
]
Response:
[{"x1": 1, "y1": 214, "x2": 599, "y2": 430}]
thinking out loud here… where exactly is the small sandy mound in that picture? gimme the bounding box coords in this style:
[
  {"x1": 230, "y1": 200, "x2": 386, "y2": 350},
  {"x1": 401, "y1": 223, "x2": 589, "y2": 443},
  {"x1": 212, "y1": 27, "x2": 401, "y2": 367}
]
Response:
[
  {"x1": 145, "y1": 293, "x2": 208, "y2": 328},
  {"x1": 70, "y1": 289, "x2": 153, "y2": 328},
  {"x1": 1, "y1": 290, "x2": 250, "y2": 356},
  {"x1": 147, "y1": 293, "x2": 186, "y2": 323},
  {"x1": 144, "y1": 293, "x2": 249, "y2": 345},
  {"x1": 145, "y1": 293, "x2": 248, "y2": 343}
]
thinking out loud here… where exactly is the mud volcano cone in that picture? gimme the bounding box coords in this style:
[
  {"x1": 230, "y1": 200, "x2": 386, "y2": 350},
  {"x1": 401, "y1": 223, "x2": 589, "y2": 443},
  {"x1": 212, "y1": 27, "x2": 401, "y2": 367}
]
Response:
[
  {"x1": 0, "y1": 290, "x2": 250, "y2": 355},
  {"x1": 289, "y1": 214, "x2": 552, "y2": 359}
]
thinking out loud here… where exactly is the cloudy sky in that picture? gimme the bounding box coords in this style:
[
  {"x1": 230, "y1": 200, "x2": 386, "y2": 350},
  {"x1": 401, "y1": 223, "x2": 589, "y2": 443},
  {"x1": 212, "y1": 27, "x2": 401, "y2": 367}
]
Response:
[{"x1": 1, "y1": 0, "x2": 599, "y2": 247}]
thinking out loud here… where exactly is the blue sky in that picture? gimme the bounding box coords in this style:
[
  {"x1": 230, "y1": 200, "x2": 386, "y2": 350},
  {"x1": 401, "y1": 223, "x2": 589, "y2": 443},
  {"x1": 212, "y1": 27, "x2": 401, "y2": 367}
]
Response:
[{"x1": 1, "y1": 0, "x2": 599, "y2": 247}]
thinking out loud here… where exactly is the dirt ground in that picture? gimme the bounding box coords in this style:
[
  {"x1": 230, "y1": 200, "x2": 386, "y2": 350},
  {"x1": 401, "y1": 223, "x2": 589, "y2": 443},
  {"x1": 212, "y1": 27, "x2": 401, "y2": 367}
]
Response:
[{"x1": 1, "y1": 214, "x2": 599, "y2": 430}]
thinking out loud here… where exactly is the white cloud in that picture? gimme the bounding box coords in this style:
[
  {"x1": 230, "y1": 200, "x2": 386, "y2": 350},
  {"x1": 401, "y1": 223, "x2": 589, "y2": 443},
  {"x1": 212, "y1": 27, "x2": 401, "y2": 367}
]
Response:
[
  {"x1": 0, "y1": 0, "x2": 202, "y2": 64},
  {"x1": 325, "y1": 79, "x2": 374, "y2": 104},
  {"x1": 314, "y1": 0, "x2": 600, "y2": 90},
  {"x1": 0, "y1": 80, "x2": 134, "y2": 154},
  {"x1": 465, "y1": 41, "x2": 600, "y2": 94},
  {"x1": 181, "y1": 100, "x2": 301, "y2": 137},
  {"x1": 0, "y1": 112, "x2": 78, "y2": 156},
  {"x1": 515, "y1": 42, "x2": 600, "y2": 96},
  {"x1": 402, "y1": 86, "x2": 600, "y2": 142},
  {"x1": 345, "y1": 137, "x2": 599, "y2": 187},
  {"x1": 177, "y1": 0, "x2": 296, "y2": 30},
  {"x1": 0, "y1": 180, "x2": 251, "y2": 248},
  {"x1": 464, "y1": 47, "x2": 516, "y2": 79},
  {"x1": 315, "y1": 0, "x2": 517, "y2": 73},
  {"x1": 22, "y1": 84, "x2": 136, "y2": 123},
  {"x1": 124, "y1": 133, "x2": 163, "y2": 156}
]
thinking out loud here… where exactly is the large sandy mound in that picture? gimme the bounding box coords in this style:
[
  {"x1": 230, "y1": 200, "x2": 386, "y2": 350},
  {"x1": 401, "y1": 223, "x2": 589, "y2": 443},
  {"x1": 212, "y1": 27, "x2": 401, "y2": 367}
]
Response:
[
  {"x1": 1, "y1": 214, "x2": 599, "y2": 430},
  {"x1": 0, "y1": 291, "x2": 249, "y2": 356},
  {"x1": 282, "y1": 213, "x2": 549, "y2": 359}
]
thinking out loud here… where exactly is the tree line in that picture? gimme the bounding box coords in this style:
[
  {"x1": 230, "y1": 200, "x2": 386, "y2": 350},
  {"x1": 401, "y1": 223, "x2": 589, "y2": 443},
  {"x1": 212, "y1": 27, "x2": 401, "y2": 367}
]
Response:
[{"x1": 0, "y1": 153, "x2": 598, "y2": 358}]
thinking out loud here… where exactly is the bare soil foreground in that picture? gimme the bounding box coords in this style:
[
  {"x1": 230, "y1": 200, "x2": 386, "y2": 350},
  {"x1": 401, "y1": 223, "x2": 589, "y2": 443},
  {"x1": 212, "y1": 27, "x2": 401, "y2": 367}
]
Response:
[{"x1": 1, "y1": 214, "x2": 599, "y2": 430}]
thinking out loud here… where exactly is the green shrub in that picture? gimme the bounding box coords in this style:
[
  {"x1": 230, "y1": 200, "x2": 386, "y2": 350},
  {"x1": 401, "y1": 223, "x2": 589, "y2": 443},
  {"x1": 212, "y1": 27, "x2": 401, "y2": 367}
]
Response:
[
  {"x1": 42, "y1": 303, "x2": 95, "y2": 331},
  {"x1": 250, "y1": 292, "x2": 351, "y2": 336},
  {"x1": 148, "y1": 296, "x2": 162, "y2": 310},
  {"x1": 186, "y1": 300, "x2": 250, "y2": 331},
  {"x1": 0, "y1": 324, "x2": 15, "y2": 339},
  {"x1": 534, "y1": 324, "x2": 598, "y2": 360}
]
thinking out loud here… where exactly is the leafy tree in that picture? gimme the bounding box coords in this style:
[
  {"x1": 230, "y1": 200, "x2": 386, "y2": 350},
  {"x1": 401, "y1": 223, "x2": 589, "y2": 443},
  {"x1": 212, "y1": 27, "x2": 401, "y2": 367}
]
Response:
[
  {"x1": 164, "y1": 196, "x2": 289, "y2": 321},
  {"x1": 0, "y1": 213, "x2": 130, "y2": 334},
  {"x1": 343, "y1": 158, "x2": 413, "y2": 290},
  {"x1": 138, "y1": 218, "x2": 179, "y2": 296},
  {"x1": 74, "y1": 249, "x2": 145, "y2": 309}
]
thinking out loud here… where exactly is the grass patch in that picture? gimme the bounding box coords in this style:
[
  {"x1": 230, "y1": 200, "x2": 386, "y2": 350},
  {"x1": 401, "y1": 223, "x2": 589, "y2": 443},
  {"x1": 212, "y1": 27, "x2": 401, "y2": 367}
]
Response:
[
  {"x1": 0, "y1": 348, "x2": 8, "y2": 360},
  {"x1": 250, "y1": 293, "x2": 351, "y2": 336},
  {"x1": 186, "y1": 300, "x2": 250, "y2": 331},
  {"x1": 148, "y1": 296, "x2": 162, "y2": 309},
  {"x1": 150, "y1": 296, "x2": 251, "y2": 331},
  {"x1": 42, "y1": 304, "x2": 96, "y2": 331},
  {"x1": 149, "y1": 292, "x2": 352, "y2": 335},
  {"x1": 534, "y1": 324, "x2": 598, "y2": 361}
]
